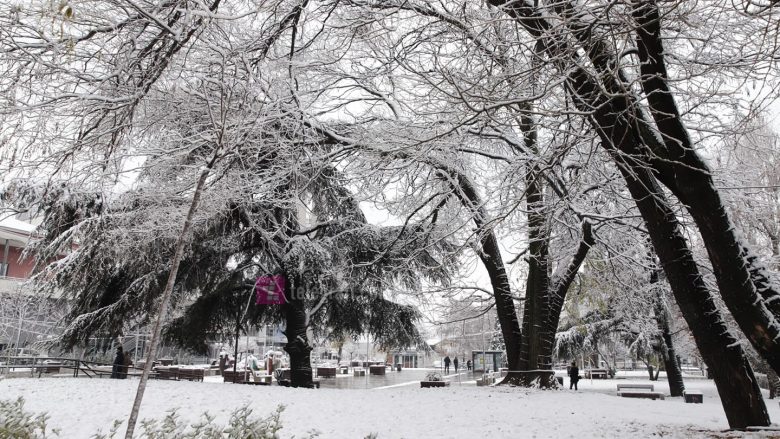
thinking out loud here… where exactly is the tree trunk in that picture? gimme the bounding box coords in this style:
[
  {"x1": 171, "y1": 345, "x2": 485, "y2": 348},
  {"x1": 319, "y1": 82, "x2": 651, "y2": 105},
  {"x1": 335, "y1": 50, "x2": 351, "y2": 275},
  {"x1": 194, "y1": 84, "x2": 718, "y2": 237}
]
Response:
[
  {"x1": 629, "y1": 0, "x2": 780, "y2": 375},
  {"x1": 283, "y1": 295, "x2": 313, "y2": 388},
  {"x1": 580, "y1": 82, "x2": 770, "y2": 426},
  {"x1": 443, "y1": 170, "x2": 522, "y2": 370},
  {"x1": 518, "y1": 157, "x2": 550, "y2": 372},
  {"x1": 503, "y1": 113, "x2": 593, "y2": 388},
  {"x1": 125, "y1": 153, "x2": 219, "y2": 439},
  {"x1": 232, "y1": 319, "x2": 241, "y2": 374},
  {"x1": 650, "y1": 259, "x2": 685, "y2": 396},
  {"x1": 769, "y1": 370, "x2": 780, "y2": 399},
  {"x1": 658, "y1": 324, "x2": 685, "y2": 397}
]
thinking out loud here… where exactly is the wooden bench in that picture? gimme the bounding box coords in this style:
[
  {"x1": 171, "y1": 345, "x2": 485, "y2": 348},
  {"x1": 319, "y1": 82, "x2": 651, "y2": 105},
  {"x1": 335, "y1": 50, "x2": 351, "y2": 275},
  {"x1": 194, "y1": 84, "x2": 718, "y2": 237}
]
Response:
[
  {"x1": 369, "y1": 365, "x2": 386, "y2": 376},
  {"x1": 317, "y1": 367, "x2": 337, "y2": 378},
  {"x1": 617, "y1": 384, "x2": 654, "y2": 392},
  {"x1": 277, "y1": 379, "x2": 321, "y2": 388},
  {"x1": 156, "y1": 367, "x2": 179, "y2": 380},
  {"x1": 476, "y1": 376, "x2": 495, "y2": 386},
  {"x1": 618, "y1": 391, "x2": 665, "y2": 400},
  {"x1": 684, "y1": 391, "x2": 703, "y2": 403},
  {"x1": 222, "y1": 369, "x2": 252, "y2": 383},
  {"x1": 34, "y1": 363, "x2": 62, "y2": 375},
  {"x1": 420, "y1": 381, "x2": 449, "y2": 388},
  {"x1": 255, "y1": 375, "x2": 272, "y2": 385},
  {"x1": 354, "y1": 369, "x2": 366, "y2": 377},
  {"x1": 585, "y1": 369, "x2": 609, "y2": 379},
  {"x1": 178, "y1": 368, "x2": 205, "y2": 382}
]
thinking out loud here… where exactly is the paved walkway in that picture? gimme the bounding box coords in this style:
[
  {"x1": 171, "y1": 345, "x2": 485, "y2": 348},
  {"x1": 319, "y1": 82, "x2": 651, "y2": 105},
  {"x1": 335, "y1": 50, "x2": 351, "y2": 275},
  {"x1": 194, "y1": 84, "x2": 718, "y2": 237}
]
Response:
[{"x1": 315, "y1": 368, "x2": 478, "y2": 389}]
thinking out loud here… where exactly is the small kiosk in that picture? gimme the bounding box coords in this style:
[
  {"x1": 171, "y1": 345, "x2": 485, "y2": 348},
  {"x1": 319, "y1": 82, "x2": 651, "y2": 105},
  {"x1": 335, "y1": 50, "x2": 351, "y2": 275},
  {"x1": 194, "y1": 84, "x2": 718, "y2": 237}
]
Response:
[{"x1": 471, "y1": 350, "x2": 504, "y2": 373}]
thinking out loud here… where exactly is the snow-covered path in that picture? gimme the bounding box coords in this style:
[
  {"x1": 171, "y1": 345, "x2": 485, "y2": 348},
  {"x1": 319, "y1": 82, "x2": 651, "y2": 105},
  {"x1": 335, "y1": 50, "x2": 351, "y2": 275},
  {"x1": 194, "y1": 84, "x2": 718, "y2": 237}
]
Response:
[{"x1": 2, "y1": 376, "x2": 779, "y2": 438}]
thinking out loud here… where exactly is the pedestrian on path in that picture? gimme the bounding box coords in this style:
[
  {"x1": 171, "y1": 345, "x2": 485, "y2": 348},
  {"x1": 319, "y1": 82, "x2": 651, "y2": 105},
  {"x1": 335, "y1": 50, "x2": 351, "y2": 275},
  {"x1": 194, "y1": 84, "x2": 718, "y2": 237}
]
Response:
[
  {"x1": 569, "y1": 361, "x2": 580, "y2": 390},
  {"x1": 121, "y1": 350, "x2": 133, "y2": 379},
  {"x1": 111, "y1": 346, "x2": 124, "y2": 379},
  {"x1": 454, "y1": 357, "x2": 459, "y2": 373},
  {"x1": 444, "y1": 355, "x2": 451, "y2": 374}
]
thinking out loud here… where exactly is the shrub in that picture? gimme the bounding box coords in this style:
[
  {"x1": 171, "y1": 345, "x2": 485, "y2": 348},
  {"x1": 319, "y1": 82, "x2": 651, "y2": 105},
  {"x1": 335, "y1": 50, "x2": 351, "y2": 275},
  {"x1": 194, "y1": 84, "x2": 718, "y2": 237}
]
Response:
[
  {"x1": 0, "y1": 397, "x2": 59, "y2": 438},
  {"x1": 1, "y1": 398, "x2": 310, "y2": 438}
]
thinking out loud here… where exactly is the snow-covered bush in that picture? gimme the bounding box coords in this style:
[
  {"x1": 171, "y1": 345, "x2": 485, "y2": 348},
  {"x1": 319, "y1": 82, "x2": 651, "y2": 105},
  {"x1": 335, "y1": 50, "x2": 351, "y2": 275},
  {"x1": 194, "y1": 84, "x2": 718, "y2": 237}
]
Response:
[
  {"x1": 0, "y1": 399, "x2": 304, "y2": 438},
  {"x1": 424, "y1": 372, "x2": 443, "y2": 382},
  {"x1": 0, "y1": 397, "x2": 58, "y2": 438}
]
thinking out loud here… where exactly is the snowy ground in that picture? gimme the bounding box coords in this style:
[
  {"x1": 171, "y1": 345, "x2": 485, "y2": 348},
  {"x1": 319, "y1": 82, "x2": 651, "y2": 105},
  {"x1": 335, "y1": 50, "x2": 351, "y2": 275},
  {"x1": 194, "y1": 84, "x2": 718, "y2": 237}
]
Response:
[{"x1": 2, "y1": 373, "x2": 780, "y2": 438}]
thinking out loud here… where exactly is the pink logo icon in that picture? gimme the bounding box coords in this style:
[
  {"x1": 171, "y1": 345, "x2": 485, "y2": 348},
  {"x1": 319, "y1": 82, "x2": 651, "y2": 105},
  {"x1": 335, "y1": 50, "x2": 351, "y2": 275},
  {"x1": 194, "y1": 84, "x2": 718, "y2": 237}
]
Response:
[{"x1": 256, "y1": 275, "x2": 287, "y2": 305}]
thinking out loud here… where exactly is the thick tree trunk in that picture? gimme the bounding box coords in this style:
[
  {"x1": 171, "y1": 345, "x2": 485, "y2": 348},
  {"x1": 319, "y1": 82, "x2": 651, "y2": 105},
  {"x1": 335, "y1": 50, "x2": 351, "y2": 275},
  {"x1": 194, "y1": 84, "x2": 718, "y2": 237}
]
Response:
[
  {"x1": 483, "y1": 0, "x2": 774, "y2": 421},
  {"x1": 519, "y1": 160, "x2": 550, "y2": 372},
  {"x1": 283, "y1": 296, "x2": 313, "y2": 388},
  {"x1": 650, "y1": 259, "x2": 685, "y2": 397},
  {"x1": 629, "y1": 0, "x2": 780, "y2": 375},
  {"x1": 578, "y1": 76, "x2": 769, "y2": 426},
  {"x1": 443, "y1": 170, "x2": 522, "y2": 370},
  {"x1": 658, "y1": 319, "x2": 685, "y2": 397}
]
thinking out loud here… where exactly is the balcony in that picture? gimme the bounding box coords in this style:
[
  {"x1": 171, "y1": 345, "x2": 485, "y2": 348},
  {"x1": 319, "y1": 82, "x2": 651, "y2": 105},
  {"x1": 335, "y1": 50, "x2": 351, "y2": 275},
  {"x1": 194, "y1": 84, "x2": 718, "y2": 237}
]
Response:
[{"x1": 0, "y1": 276, "x2": 25, "y2": 294}]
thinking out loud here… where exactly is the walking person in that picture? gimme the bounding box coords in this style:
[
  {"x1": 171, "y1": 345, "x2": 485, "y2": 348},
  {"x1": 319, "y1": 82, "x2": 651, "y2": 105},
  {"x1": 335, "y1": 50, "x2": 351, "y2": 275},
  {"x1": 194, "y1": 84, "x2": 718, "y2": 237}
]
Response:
[
  {"x1": 121, "y1": 349, "x2": 133, "y2": 379},
  {"x1": 466, "y1": 360, "x2": 472, "y2": 371},
  {"x1": 569, "y1": 361, "x2": 580, "y2": 390},
  {"x1": 453, "y1": 357, "x2": 459, "y2": 373},
  {"x1": 443, "y1": 355, "x2": 451, "y2": 374},
  {"x1": 111, "y1": 346, "x2": 124, "y2": 379}
]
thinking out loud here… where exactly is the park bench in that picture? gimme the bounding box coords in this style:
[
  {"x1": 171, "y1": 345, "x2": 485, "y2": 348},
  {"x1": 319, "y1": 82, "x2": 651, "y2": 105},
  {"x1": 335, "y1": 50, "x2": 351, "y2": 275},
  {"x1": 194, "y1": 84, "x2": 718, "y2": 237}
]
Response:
[
  {"x1": 156, "y1": 367, "x2": 179, "y2": 380},
  {"x1": 476, "y1": 375, "x2": 495, "y2": 386},
  {"x1": 255, "y1": 374, "x2": 272, "y2": 385},
  {"x1": 222, "y1": 369, "x2": 253, "y2": 383},
  {"x1": 34, "y1": 363, "x2": 62, "y2": 376},
  {"x1": 317, "y1": 367, "x2": 336, "y2": 378},
  {"x1": 616, "y1": 384, "x2": 654, "y2": 392},
  {"x1": 617, "y1": 391, "x2": 665, "y2": 400},
  {"x1": 617, "y1": 383, "x2": 663, "y2": 400},
  {"x1": 277, "y1": 378, "x2": 321, "y2": 388},
  {"x1": 421, "y1": 381, "x2": 449, "y2": 388},
  {"x1": 369, "y1": 365, "x2": 386, "y2": 376},
  {"x1": 684, "y1": 391, "x2": 703, "y2": 403},
  {"x1": 178, "y1": 368, "x2": 205, "y2": 382},
  {"x1": 353, "y1": 369, "x2": 366, "y2": 377},
  {"x1": 585, "y1": 369, "x2": 609, "y2": 379}
]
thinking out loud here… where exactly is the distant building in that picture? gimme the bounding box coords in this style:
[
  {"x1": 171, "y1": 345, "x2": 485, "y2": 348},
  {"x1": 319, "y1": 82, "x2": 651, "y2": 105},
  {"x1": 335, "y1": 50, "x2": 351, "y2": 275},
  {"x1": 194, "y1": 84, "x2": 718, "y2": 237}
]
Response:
[{"x1": 0, "y1": 215, "x2": 37, "y2": 292}]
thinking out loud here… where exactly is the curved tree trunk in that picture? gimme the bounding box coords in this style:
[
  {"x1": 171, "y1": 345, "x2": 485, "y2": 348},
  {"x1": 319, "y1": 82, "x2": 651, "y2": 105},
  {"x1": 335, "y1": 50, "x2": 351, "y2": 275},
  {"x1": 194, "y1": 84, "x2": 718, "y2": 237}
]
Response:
[
  {"x1": 579, "y1": 75, "x2": 769, "y2": 426},
  {"x1": 630, "y1": 0, "x2": 780, "y2": 375},
  {"x1": 437, "y1": 168, "x2": 523, "y2": 371},
  {"x1": 482, "y1": 0, "x2": 770, "y2": 425},
  {"x1": 503, "y1": 114, "x2": 593, "y2": 387}
]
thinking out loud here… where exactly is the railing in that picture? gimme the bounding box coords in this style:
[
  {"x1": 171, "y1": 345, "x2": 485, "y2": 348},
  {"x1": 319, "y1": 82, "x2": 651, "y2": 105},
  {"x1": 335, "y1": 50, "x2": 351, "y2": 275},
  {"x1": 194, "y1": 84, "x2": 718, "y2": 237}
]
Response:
[{"x1": 0, "y1": 356, "x2": 147, "y2": 378}]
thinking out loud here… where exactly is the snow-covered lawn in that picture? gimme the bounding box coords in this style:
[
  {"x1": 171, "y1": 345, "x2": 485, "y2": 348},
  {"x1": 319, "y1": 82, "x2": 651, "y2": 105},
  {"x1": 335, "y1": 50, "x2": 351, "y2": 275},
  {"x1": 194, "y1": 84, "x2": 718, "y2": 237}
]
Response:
[{"x1": 2, "y1": 376, "x2": 780, "y2": 438}]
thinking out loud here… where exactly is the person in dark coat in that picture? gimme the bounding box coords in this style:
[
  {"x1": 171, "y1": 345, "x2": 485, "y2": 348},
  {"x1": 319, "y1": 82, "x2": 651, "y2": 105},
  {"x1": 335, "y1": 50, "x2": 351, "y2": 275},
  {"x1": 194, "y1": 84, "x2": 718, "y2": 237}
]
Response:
[
  {"x1": 121, "y1": 351, "x2": 133, "y2": 379},
  {"x1": 111, "y1": 346, "x2": 125, "y2": 379},
  {"x1": 453, "y1": 357, "x2": 459, "y2": 373},
  {"x1": 569, "y1": 361, "x2": 580, "y2": 390},
  {"x1": 218, "y1": 353, "x2": 228, "y2": 374},
  {"x1": 443, "y1": 355, "x2": 451, "y2": 374},
  {"x1": 466, "y1": 360, "x2": 472, "y2": 371}
]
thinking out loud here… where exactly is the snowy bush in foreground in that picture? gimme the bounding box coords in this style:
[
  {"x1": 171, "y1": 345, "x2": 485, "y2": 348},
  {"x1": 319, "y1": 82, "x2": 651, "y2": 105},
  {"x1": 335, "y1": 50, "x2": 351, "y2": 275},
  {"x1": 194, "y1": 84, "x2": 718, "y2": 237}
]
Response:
[
  {"x1": 0, "y1": 397, "x2": 59, "y2": 438},
  {"x1": 0, "y1": 399, "x2": 308, "y2": 438}
]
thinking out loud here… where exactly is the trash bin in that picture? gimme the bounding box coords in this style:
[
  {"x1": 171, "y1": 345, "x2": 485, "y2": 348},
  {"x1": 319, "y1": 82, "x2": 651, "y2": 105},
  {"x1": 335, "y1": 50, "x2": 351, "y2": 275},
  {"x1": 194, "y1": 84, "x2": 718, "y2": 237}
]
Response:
[{"x1": 396, "y1": 364, "x2": 402, "y2": 372}]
